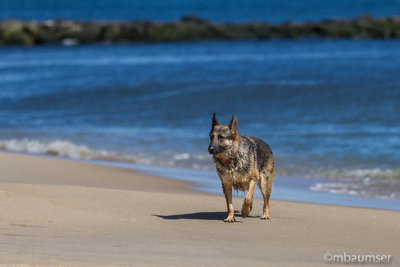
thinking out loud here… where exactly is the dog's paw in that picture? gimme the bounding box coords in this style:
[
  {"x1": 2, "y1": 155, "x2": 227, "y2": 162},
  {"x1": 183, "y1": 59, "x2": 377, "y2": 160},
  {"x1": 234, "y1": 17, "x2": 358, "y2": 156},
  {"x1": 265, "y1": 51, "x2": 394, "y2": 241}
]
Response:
[
  {"x1": 223, "y1": 216, "x2": 236, "y2": 223},
  {"x1": 241, "y1": 204, "x2": 251, "y2": 218},
  {"x1": 260, "y1": 215, "x2": 270, "y2": 220}
]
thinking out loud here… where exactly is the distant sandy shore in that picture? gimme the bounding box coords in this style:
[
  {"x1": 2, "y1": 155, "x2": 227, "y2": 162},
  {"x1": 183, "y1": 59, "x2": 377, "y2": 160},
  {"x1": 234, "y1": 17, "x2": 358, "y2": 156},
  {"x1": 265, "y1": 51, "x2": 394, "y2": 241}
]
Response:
[{"x1": 0, "y1": 152, "x2": 399, "y2": 266}]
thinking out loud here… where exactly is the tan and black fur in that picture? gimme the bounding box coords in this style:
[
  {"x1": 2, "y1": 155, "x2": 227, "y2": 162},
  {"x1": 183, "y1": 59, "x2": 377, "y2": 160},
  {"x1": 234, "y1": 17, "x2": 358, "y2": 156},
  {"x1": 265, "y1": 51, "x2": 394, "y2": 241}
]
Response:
[{"x1": 208, "y1": 113, "x2": 274, "y2": 222}]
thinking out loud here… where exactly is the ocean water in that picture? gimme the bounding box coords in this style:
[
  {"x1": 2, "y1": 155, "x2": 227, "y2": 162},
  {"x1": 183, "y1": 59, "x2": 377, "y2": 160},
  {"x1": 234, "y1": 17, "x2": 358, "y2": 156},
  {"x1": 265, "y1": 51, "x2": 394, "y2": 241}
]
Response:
[
  {"x1": 1, "y1": 0, "x2": 400, "y2": 23},
  {"x1": 0, "y1": 39, "x2": 399, "y2": 202}
]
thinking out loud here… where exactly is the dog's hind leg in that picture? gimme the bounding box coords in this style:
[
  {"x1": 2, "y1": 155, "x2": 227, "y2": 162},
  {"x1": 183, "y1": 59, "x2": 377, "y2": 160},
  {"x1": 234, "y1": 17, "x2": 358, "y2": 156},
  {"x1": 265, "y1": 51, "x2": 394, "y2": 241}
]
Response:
[
  {"x1": 259, "y1": 168, "x2": 274, "y2": 220},
  {"x1": 241, "y1": 179, "x2": 257, "y2": 218},
  {"x1": 222, "y1": 182, "x2": 235, "y2": 222}
]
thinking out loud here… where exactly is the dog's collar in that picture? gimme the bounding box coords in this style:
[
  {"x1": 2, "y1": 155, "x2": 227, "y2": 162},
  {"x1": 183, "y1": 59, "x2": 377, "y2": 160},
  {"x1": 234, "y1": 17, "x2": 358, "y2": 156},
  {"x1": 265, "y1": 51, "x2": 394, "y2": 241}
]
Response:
[{"x1": 215, "y1": 157, "x2": 234, "y2": 167}]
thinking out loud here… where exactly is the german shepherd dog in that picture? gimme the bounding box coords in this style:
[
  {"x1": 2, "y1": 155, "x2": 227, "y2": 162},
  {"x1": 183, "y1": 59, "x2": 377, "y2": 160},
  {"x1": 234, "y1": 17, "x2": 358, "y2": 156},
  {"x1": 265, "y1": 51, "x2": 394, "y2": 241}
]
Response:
[{"x1": 208, "y1": 113, "x2": 275, "y2": 222}]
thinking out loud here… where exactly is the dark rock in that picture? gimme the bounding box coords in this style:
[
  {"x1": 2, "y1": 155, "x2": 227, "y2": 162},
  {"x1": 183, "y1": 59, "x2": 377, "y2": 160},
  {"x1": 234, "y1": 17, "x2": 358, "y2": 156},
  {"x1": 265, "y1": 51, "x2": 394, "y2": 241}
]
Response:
[
  {"x1": 1, "y1": 14, "x2": 400, "y2": 46},
  {"x1": 79, "y1": 22, "x2": 105, "y2": 43},
  {"x1": 180, "y1": 16, "x2": 210, "y2": 25},
  {"x1": 0, "y1": 20, "x2": 34, "y2": 45}
]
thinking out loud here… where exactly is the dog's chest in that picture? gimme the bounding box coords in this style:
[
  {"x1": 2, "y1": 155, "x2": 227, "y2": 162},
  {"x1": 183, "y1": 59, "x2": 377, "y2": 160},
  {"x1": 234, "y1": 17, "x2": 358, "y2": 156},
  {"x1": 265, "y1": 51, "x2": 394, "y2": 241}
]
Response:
[{"x1": 216, "y1": 161, "x2": 254, "y2": 191}]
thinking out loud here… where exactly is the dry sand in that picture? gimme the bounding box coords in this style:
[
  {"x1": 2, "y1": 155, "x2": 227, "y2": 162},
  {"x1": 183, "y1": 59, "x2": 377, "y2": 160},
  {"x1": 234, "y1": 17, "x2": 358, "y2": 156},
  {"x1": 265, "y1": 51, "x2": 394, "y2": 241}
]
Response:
[{"x1": 0, "y1": 152, "x2": 399, "y2": 266}]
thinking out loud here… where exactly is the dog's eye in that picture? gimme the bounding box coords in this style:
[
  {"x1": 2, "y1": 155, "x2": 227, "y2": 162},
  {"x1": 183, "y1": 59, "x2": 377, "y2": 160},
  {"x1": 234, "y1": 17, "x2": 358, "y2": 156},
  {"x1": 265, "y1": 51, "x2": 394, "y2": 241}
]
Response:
[{"x1": 218, "y1": 135, "x2": 224, "y2": 141}]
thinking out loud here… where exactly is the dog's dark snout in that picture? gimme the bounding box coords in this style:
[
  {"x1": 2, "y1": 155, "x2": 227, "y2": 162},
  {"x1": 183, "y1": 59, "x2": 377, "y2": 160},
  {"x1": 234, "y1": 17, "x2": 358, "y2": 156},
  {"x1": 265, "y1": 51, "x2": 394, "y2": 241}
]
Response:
[{"x1": 208, "y1": 145, "x2": 216, "y2": 154}]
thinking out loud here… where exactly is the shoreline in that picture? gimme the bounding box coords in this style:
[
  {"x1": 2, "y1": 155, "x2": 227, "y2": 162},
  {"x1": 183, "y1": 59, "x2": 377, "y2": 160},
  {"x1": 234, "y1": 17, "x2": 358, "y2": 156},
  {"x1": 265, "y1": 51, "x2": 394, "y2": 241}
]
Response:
[
  {"x1": 2, "y1": 150, "x2": 400, "y2": 211},
  {"x1": 1, "y1": 14, "x2": 400, "y2": 46},
  {"x1": 96, "y1": 160, "x2": 400, "y2": 211},
  {"x1": 0, "y1": 151, "x2": 399, "y2": 265}
]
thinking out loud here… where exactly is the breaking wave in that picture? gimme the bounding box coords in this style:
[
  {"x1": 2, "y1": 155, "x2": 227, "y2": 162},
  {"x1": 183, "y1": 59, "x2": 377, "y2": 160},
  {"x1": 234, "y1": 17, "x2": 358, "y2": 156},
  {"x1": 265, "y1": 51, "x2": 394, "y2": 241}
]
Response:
[
  {"x1": 0, "y1": 138, "x2": 213, "y2": 169},
  {"x1": 310, "y1": 181, "x2": 400, "y2": 200},
  {"x1": 0, "y1": 138, "x2": 137, "y2": 162},
  {"x1": 318, "y1": 168, "x2": 400, "y2": 180},
  {"x1": 310, "y1": 168, "x2": 400, "y2": 200}
]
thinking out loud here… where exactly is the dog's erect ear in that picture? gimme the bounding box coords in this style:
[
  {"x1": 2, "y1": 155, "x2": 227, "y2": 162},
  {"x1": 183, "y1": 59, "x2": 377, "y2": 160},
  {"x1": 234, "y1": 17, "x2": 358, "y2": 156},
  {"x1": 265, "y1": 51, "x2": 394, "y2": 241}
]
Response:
[
  {"x1": 229, "y1": 114, "x2": 238, "y2": 131},
  {"x1": 229, "y1": 114, "x2": 239, "y2": 141},
  {"x1": 212, "y1": 112, "x2": 219, "y2": 128}
]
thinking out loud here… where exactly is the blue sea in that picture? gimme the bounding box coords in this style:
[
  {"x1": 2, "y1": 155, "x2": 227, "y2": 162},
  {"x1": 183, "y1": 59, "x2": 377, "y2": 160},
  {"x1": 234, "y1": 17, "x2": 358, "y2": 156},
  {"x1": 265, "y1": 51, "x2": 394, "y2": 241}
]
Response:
[
  {"x1": 1, "y1": 0, "x2": 400, "y2": 23},
  {"x1": 1, "y1": 1, "x2": 400, "y2": 209}
]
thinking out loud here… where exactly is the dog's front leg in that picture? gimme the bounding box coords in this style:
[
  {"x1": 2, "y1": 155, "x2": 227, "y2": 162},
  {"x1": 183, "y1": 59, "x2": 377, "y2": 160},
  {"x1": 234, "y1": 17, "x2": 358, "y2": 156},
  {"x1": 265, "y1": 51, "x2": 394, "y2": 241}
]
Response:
[
  {"x1": 241, "y1": 179, "x2": 257, "y2": 218},
  {"x1": 222, "y1": 182, "x2": 235, "y2": 222}
]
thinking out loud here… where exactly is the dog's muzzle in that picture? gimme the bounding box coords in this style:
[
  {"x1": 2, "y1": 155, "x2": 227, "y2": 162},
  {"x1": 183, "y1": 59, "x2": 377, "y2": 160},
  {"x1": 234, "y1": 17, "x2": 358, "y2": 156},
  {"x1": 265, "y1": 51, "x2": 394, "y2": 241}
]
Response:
[{"x1": 208, "y1": 145, "x2": 217, "y2": 154}]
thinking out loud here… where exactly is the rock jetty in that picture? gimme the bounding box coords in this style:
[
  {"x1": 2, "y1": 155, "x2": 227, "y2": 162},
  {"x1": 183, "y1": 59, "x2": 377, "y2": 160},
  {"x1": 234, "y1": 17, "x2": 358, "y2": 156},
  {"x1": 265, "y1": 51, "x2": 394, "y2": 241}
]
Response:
[{"x1": 1, "y1": 15, "x2": 400, "y2": 45}]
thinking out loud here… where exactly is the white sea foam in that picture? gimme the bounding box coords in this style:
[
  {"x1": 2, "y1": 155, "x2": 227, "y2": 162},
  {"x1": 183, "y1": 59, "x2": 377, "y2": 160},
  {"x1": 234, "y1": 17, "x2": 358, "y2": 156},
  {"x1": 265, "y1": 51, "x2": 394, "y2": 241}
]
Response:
[
  {"x1": 173, "y1": 153, "x2": 190, "y2": 160},
  {"x1": 310, "y1": 181, "x2": 400, "y2": 200},
  {"x1": 0, "y1": 138, "x2": 152, "y2": 165},
  {"x1": 310, "y1": 166, "x2": 400, "y2": 200},
  {"x1": 0, "y1": 138, "x2": 113, "y2": 159},
  {"x1": 0, "y1": 138, "x2": 213, "y2": 169},
  {"x1": 319, "y1": 168, "x2": 400, "y2": 180}
]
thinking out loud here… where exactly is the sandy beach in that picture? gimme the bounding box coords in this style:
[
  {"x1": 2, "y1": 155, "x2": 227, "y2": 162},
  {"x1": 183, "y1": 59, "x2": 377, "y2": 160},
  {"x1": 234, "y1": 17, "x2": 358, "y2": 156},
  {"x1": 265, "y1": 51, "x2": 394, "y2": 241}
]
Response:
[{"x1": 0, "y1": 152, "x2": 399, "y2": 266}]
